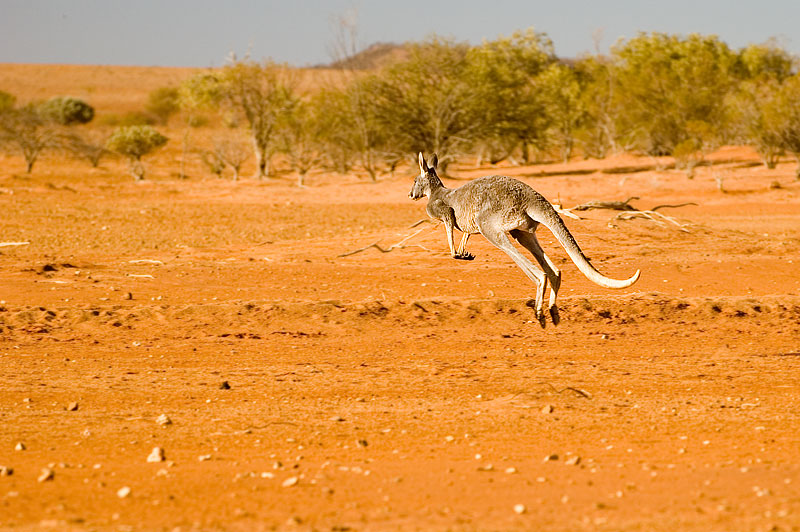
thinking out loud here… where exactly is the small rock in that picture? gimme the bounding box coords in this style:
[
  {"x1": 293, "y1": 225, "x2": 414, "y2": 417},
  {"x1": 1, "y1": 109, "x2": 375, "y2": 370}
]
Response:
[
  {"x1": 356, "y1": 439, "x2": 368, "y2": 448},
  {"x1": 282, "y1": 476, "x2": 299, "y2": 487},
  {"x1": 15, "y1": 442, "x2": 26, "y2": 451},
  {"x1": 38, "y1": 468, "x2": 54, "y2": 482},
  {"x1": 286, "y1": 516, "x2": 302, "y2": 525},
  {"x1": 67, "y1": 402, "x2": 79, "y2": 411},
  {"x1": 219, "y1": 381, "x2": 231, "y2": 390},
  {"x1": 147, "y1": 447, "x2": 165, "y2": 463},
  {"x1": 330, "y1": 416, "x2": 344, "y2": 422},
  {"x1": 156, "y1": 414, "x2": 172, "y2": 426},
  {"x1": 565, "y1": 456, "x2": 581, "y2": 466},
  {"x1": 544, "y1": 454, "x2": 559, "y2": 462},
  {"x1": 124, "y1": 292, "x2": 133, "y2": 300},
  {"x1": 505, "y1": 467, "x2": 518, "y2": 474},
  {"x1": 478, "y1": 463, "x2": 494, "y2": 472},
  {"x1": 445, "y1": 435, "x2": 455, "y2": 442},
  {"x1": 513, "y1": 503, "x2": 527, "y2": 514},
  {"x1": 198, "y1": 454, "x2": 212, "y2": 462},
  {"x1": 0, "y1": 466, "x2": 13, "y2": 476},
  {"x1": 117, "y1": 486, "x2": 131, "y2": 498},
  {"x1": 541, "y1": 405, "x2": 554, "y2": 414}
]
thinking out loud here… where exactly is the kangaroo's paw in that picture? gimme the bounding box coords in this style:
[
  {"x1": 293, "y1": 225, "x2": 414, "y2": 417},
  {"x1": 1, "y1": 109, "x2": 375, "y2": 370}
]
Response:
[
  {"x1": 549, "y1": 306, "x2": 560, "y2": 326},
  {"x1": 537, "y1": 311, "x2": 547, "y2": 329},
  {"x1": 454, "y1": 252, "x2": 475, "y2": 261}
]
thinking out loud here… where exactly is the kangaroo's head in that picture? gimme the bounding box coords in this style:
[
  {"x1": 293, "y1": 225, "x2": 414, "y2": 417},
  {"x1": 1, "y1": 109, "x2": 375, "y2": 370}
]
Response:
[{"x1": 409, "y1": 152, "x2": 441, "y2": 200}]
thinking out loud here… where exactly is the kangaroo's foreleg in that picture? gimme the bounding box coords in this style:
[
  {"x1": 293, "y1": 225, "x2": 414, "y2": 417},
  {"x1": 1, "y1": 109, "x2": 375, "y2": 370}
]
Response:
[
  {"x1": 511, "y1": 229, "x2": 562, "y2": 325},
  {"x1": 480, "y1": 222, "x2": 547, "y2": 327},
  {"x1": 455, "y1": 232, "x2": 474, "y2": 260}
]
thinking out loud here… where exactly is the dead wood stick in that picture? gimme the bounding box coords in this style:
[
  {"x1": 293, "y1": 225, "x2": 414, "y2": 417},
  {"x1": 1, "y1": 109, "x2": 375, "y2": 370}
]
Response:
[
  {"x1": 338, "y1": 223, "x2": 439, "y2": 257},
  {"x1": 650, "y1": 202, "x2": 697, "y2": 211},
  {"x1": 572, "y1": 196, "x2": 640, "y2": 211}
]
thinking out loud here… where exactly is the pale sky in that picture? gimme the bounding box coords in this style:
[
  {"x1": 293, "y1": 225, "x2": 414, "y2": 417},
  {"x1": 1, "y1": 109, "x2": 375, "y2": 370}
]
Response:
[{"x1": 2, "y1": 0, "x2": 799, "y2": 67}]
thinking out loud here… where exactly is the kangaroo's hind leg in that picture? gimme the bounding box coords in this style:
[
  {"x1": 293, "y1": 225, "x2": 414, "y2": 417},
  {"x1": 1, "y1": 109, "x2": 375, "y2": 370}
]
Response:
[
  {"x1": 511, "y1": 229, "x2": 562, "y2": 325},
  {"x1": 479, "y1": 221, "x2": 548, "y2": 327}
]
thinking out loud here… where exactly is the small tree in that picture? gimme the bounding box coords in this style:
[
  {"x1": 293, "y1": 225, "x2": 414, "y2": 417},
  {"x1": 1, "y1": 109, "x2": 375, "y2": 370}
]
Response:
[
  {"x1": 178, "y1": 73, "x2": 223, "y2": 179},
  {"x1": 218, "y1": 58, "x2": 296, "y2": 179},
  {"x1": 538, "y1": 63, "x2": 585, "y2": 162},
  {"x1": 0, "y1": 106, "x2": 62, "y2": 173},
  {"x1": 39, "y1": 97, "x2": 94, "y2": 125},
  {"x1": 466, "y1": 28, "x2": 555, "y2": 164},
  {"x1": 145, "y1": 86, "x2": 180, "y2": 125},
  {"x1": 278, "y1": 99, "x2": 324, "y2": 187},
  {"x1": 373, "y1": 37, "x2": 481, "y2": 175},
  {"x1": 106, "y1": 125, "x2": 168, "y2": 180},
  {"x1": 212, "y1": 132, "x2": 251, "y2": 181},
  {"x1": 66, "y1": 128, "x2": 112, "y2": 167}
]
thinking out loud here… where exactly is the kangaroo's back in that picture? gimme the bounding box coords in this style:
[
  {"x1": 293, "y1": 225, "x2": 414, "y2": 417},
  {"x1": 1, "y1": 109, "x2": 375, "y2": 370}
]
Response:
[{"x1": 447, "y1": 176, "x2": 550, "y2": 233}]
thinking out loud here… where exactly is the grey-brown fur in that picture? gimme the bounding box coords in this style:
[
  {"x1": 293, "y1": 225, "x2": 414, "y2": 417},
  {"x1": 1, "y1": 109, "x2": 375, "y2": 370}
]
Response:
[{"x1": 409, "y1": 152, "x2": 640, "y2": 326}]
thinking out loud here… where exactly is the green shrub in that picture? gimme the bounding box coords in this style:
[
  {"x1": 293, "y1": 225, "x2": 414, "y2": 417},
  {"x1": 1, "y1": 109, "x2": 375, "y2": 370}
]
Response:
[
  {"x1": 0, "y1": 90, "x2": 15, "y2": 112},
  {"x1": 145, "y1": 86, "x2": 180, "y2": 124},
  {"x1": 39, "y1": 96, "x2": 94, "y2": 125},
  {"x1": 106, "y1": 125, "x2": 168, "y2": 180}
]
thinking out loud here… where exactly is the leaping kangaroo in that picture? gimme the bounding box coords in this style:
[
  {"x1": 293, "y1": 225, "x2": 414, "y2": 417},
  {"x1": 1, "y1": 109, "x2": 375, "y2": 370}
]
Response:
[{"x1": 409, "y1": 152, "x2": 640, "y2": 326}]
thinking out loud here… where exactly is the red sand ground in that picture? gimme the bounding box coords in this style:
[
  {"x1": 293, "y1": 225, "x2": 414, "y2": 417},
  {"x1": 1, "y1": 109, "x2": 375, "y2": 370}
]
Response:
[{"x1": 1, "y1": 64, "x2": 800, "y2": 531}]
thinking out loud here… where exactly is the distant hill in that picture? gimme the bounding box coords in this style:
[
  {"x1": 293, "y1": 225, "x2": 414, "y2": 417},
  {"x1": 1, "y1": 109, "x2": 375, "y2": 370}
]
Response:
[{"x1": 321, "y1": 42, "x2": 408, "y2": 70}]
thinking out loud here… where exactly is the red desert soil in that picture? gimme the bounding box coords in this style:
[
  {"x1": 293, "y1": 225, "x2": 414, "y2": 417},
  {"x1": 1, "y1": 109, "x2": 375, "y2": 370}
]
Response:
[{"x1": 1, "y1": 64, "x2": 800, "y2": 531}]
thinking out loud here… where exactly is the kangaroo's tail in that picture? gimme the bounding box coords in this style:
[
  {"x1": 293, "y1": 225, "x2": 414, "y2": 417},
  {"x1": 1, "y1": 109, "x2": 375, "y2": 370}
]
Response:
[{"x1": 530, "y1": 203, "x2": 640, "y2": 289}]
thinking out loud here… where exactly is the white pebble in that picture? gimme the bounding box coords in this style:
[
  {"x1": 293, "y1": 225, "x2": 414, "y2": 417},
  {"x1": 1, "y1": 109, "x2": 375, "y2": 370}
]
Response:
[
  {"x1": 117, "y1": 486, "x2": 131, "y2": 498},
  {"x1": 147, "y1": 447, "x2": 165, "y2": 463},
  {"x1": 282, "y1": 476, "x2": 299, "y2": 487},
  {"x1": 513, "y1": 503, "x2": 526, "y2": 514}
]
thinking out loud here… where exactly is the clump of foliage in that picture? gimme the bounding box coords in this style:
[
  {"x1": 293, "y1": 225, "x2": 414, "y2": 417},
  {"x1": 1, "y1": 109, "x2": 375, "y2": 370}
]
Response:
[
  {"x1": 106, "y1": 125, "x2": 168, "y2": 180},
  {"x1": 145, "y1": 86, "x2": 180, "y2": 125},
  {"x1": 39, "y1": 96, "x2": 95, "y2": 125},
  {"x1": 0, "y1": 90, "x2": 15, "y2": 112}
]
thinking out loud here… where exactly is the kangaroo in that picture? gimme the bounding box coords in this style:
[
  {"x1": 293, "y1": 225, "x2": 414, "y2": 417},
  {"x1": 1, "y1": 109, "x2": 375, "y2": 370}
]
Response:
[{"x1": 408, "y1": 152, "x2": 640, "y2": 326}]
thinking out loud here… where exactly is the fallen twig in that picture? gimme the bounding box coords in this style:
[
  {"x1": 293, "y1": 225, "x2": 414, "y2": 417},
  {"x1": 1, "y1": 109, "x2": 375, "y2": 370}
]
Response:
[
  {"x1": 0, "y1": 241, "x2": 30, "y2": 247},
  {"x1": 612, "y1": 210, "x2": 692, "y2": 232},
  {"x1": 339, "y1": 223, "x2": 438, "y2": 257},
  {"x1": 572, "y1": 196, "x2": 639, "y2": 211}
]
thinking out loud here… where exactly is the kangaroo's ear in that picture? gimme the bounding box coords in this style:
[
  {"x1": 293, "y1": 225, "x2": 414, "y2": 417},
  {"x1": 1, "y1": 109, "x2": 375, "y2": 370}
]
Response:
[
  {"x1": 418, "y1": 152, "x2": 427, "y2": 173},
  {"x1": 429, "y1": 153, "x2": 438, "y2": 170}
]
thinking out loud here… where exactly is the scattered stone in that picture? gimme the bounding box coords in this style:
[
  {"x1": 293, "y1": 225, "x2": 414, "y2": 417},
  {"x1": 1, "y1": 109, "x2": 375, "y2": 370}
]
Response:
[
  {"x1": 356, "y1": 439, "x2": 368, "y2": 448},
  {"x1": 541, "y1": 405, "x2": 554, "y2": 414},
  {"x1": 66, "y1": 402, "x2": 79, "y2": 411},
  {"x1": 478, "y1": 464, "x2": 494, "y2": 472},
  {"x1": 286, "y1": 516, "x2": 302, "y2": 525},
  {"x1": 445, "y1": 435, "x2": 455, "y2": 442},
  {"x1": 330, "y1": 415, "x2": 344, "y2": 422},
  {"x1": 38, "y1": 468, "x2": 54, "y2": 482},
  {"x1": 198, "y1": 454, "x2": 212, "y2": 462},
  {"x1": 544, "y1": 454, "x2": 559, "y2": 462},
  {"x1": 513, "y1": 503, "x2": 527, "y2": 514},
  {"x1": 23, "y1": 398, "x2": 32, "y2": 403},
  {"x1": 156, "y1": 414, "x2": 172, "y2": 426},
  {"x1": 505, "y1": 467, "x2": 518, "y2": 474},
  {"x1": 15, "y1": 442, "x2": 26, "y2": 451},
  {"x1": 124, "y1": 292, "x2": 133, "y2": 300},
  {"x1": 282, "y1": 476, "x2": 299, "y2": 487},
  {"x1": 565, "y1": 456, "x2": 581, "y2": 466},
  {"x1": 117, "y1": 486, "x2": 131, "y2": 498},
  {"x1": 219, "y1": 381, "x2": 231, "y2": 390},
  {"x1": 147, "y1": 447, "x2": 165, "y2": 463},
  {"x1": 0, "y1": 466, "x2": 13, "y2": 476}
]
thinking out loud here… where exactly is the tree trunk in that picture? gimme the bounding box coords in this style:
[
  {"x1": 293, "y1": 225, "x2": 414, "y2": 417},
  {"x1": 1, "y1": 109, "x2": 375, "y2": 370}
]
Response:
[
  {"x1": 297, "y1": 170, "x2": 306, "y2": 187},
  {"x1": 179, "y1": 126, "x2": 190, "y2": 179}
]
